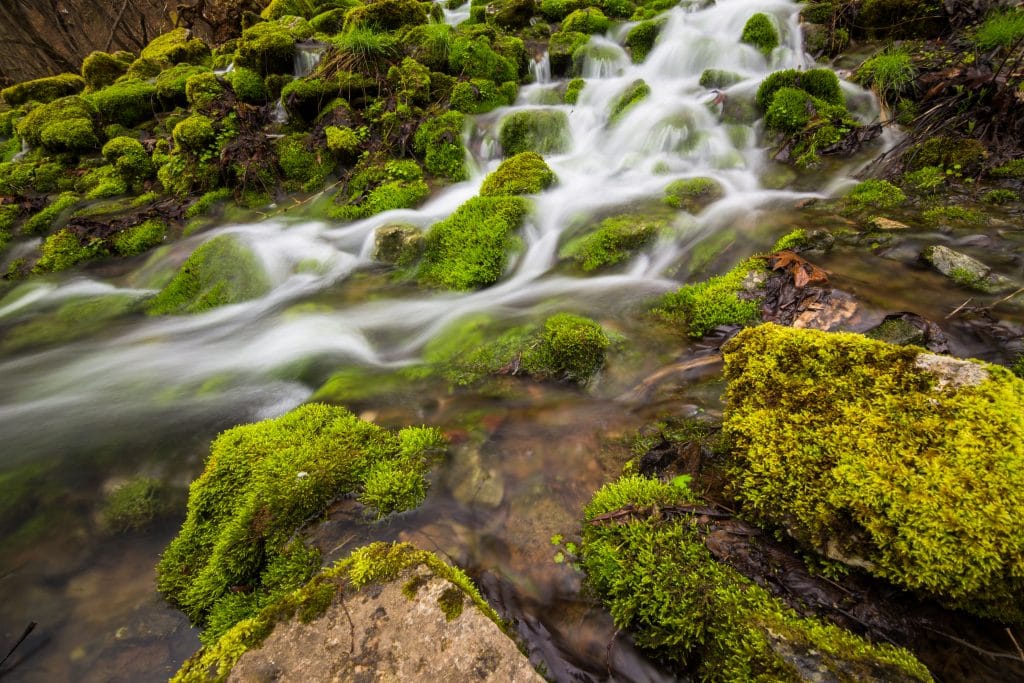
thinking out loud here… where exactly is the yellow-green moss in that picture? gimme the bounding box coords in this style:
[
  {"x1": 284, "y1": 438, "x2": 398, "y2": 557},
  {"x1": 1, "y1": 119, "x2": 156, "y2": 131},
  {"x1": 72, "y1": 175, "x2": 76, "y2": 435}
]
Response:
[
  {"x1": 560, "y1": 214, "x2": 665, "y2": 271},
  {"x1": 34, "y1": 227, "x2": 107, "y2": 273},
  {"x1": 479, "y1": 151, "x2": 557, "y2": 197},
  {"x1": 81, "y1": 51, "x2": 131, "y2": 90},
  {"x1": 140, "y1": 28, "x2": 211, "y2": 66},
  {"x1": 236, "y1": 18, "x2": 313, "y2": 75},
  {"x1": 663, "y1": 176, "x2": 723, "y2": 212},
  {"x1": 580, "y1": 475, "x2": 932, "y2": 681},
  {"x1": 16, "y1": 96, "x2": 99, "y2": 154},
  {"x1": 327, "y1": 158, "x2": 429, "y2": 220},
  {"x1": 1, "y1": 73, "x2": 85, "y2": 107},
  {"x1": 413, "y1": 111, "x2": 467, "y2": 181},
  {"x1": 723, "y1": 324, "x2": 1024, "y2": 622},
  {"x1": 114, "y1": 218, "x2": 167, "y2": 256},
  {"x1": 740, "y1": 12, "x2": 779, "y2": 55},
  {"x1": 609, "y1": 79, "x2": 650, "y2": 124},
  {"x1": 102, "y1": 477, "x2": 165, "y2": 533},
  {"x1": 498, "y1": 109, "x2": 570, "y2": 157},
  {"x1": 156, "y1": 405, "x2": 445, "y2": 644},
  {"x1": 102, "y1": 136, "x2": 154, "y2": 185},
  {"x1": 655, "y1": 258, "x2": 763, "y2": 338}
]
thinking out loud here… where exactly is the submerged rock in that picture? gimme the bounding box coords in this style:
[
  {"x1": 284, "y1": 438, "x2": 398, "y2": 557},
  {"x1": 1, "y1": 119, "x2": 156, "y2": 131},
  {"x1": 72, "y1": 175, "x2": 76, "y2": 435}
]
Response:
[{"x1": 922, "y1": 244, "x2": 1014, "y2": 293}]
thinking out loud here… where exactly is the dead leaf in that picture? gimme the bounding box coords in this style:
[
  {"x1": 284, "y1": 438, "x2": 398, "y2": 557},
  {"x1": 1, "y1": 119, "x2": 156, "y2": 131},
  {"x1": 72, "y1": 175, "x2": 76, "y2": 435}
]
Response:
[{"x1": 766, "y1": 250, "x2": 829, "y2": 289}]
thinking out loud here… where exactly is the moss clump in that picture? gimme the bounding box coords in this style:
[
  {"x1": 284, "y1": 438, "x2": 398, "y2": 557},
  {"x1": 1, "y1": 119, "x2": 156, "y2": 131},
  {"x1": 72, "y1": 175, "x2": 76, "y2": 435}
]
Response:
[
  {"x1": 85, "y1": 79, "x2": 159, "y2": 128},
  {"x1": 479, "y1": 151, "x2": 557, "y2": 197},
  {"x1": 699, "y1": 69, "x2": 743, "y2": 89},
  {"x1": 448, "y1": 36, "x2": 519, "y2": 84},
  {"x1": 344, "y1": 0, "x2": 429, "y2": 31},
  {"x1": 855, "y1": 46, "x2": 915, "y2": 106},
  {"x1": 921, "y1": 206, "x2": 983, "y2": 226},
  {"x1": 562, "y1": 7, "x2": 611, "y2": 34},
  {"x1": 413, "y1": 111, "x2": 467, "y2": 182},
  {"x1": 740, "y1": 12, "x2": 780, "y2": 55},
  {"x1": 102, "y1": 136, "x2": 154, "y2": 186},
  {"x1": 983, "y1": 188, "x2": 1017, "y2": 204},
  {"x1": 0, "y1": 160, "x2": 69, "y2": 196},
  {"x1": 764, "y1": 86, "x2": 814, "y2": 133},
  {"x1": 81, "y1": 51, "x2": 131, "y2": 90},
  {"x1": 625, "y1": 21, "x2": 658, "y2": 64},
  {"x1": 989, "y1": 159, "x2": 1024, "y2": 179},
  {"x1": 186, "y1": 72, "x2": 226, "y2": 110},
  {"x1": 156, "y1": 404, "x2": 446, "y2": 642},
  {"x1": 114, "y1": 218, "x2": 167, "y2": 256},
  {"x1": 276, "y1": 134, "x2": 332, "y2": 192},
  {"x1": 16, "y1": 96, "x2": 99, "y2": 154},
  {"x1": 418, "y1": 196, "x2": 528, "y2": 290},
  {"x1": 560, "y1": 214, "x2": 665, "y2": 271},
  {"x1": 724, "y1": 324, "x2": 1024, "y2": 622},
  {"x1": 236, "y1": 18, "x2": 312, "y2": 75},
  {"x1": 146, "y1": 234, "x2": 271, "y2": 315},
  {"x1": 172, "y1": 114, "x2": 217, "y2": 151},
  {"x1": 78, "y1": 164, "x2": 128, "y2": 200},
  {"x1": 261, "y1": 0, "x2": 315, "y2": 19},
  {"x1": 328, "y1": 158, "x2": 429, "y2": 221},
  {"x1": 34, "y1": 227, "x2": 107, "y2": 273},
  {"x1": 450, "y1": 79, "x2": 517, "y2": 114},
  {"x1": 655, "y1": 258, "x2": 763, "y2": 338},
  {"x1": 325, "y1": 125, "x2": 361, "y2": 157},
  {"x1": 664, "y1": 176, "x2": 723, "y2": 212},
  {"x1": 281, "y1": 77, "x2": 341, "y2": 123},
  {"x1": 102, "y1": 477, "x2": 164, "y2": 533},
  {"x1": 609, "y1": 79, "x2": 650, "y2": 124},
  {"x1": 172, "y1": 542, "x2": 495, "y2": 683},
  {"x1": 155, "y1": 65, "x2": 209, "y2": 107},
  {"x1": 580, "y1": 475, "x2": 932, "y2": 681},
  {"x1": 907, "y1": 136, "x2": 987, "y2": 174},
  {"x1": 842, "y1": 179, "x2": 906, "y2": 213},
  {"x1": 564, "y1": 77, "x2": 585, "y2": 104},
  {"x1": 755, "y1": 68, "x2": 844, "y2": 110},
  {"x1": 548, "y1": 31, "x2": 589, "y2": 77},
  {"x1": 140, "y1": 27, "x2": 211, "y2": 65},
  {"x1": 498, "y1": 109, "x2": 570, "y2": 157},
  {"x1": 1, "y1": 73, "x2": 86, "y2": 107},
  {"x1": 24, "y1": 192, "x2": 81, "y2": 235},
  {"x1": 227, "y1": 67, "x2": 267, "y2": 104}
]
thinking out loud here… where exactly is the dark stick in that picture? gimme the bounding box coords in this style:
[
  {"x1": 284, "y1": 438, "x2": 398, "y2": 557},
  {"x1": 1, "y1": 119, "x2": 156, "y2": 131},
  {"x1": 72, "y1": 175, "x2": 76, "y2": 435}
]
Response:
[{"x1": 0, "y1": 622, "x2": 36, "y2": 670}]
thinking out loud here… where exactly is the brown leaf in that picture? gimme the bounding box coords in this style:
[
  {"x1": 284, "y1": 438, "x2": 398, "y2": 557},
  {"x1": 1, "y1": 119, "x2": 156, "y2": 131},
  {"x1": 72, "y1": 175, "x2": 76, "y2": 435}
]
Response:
[{"x1": 767, "y1": 250, "x2": 829, "y2": 290}]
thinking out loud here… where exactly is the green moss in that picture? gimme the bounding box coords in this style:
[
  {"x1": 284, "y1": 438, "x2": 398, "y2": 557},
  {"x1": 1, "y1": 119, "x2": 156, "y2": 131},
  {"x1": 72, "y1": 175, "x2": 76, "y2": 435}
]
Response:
[
  {"x1": 479, "y1": 151, "x2": 557, "y2": 196},
  {"x1": 328, "y1": 158, "x2": 429, "y2": 220},
  {"x1": 126, "y1": 57, "x2": 166, "y2": 80},
  {"x1": 990, "y1": 159, "x2": 1024, "y2": 178},
  {"x1": 325, "y1": 125, "x2": 361, "y2": 157},
  {"x1": 548, "y1": 30, "x2": 589, "y2": 76},
  {"x1": 724, "y1": 324, "x2": 1024, "y2": 622},
  {"x1": 102, "y1": 136, "x2": 154, "y2": 185},
  {"x1": 359, "y1": 459, "x2": 428, "y2": 518},
  {"x1": 413, "y1": 111, "x2": 467, "y2": 182},
  {"x1": 560, "y1": 214, "x2": 665, "y2": 271},
  {"x1": 449, "y1": 36, "x2": 517, "y2": 83},
  {"x1": 973, "y1": 7, "x2": 1024, "y2": 49},
  {"x1": 855, "y1": 46, "x2": 915, "y2": 105},
  {"x1": 771, "y1": 228, "x2": 808, "y2": 252},
  {"x1": 310, "y1": 7, "x2": 350, "y2": 32},
  {"x1": 449, "y1": 79, "x2": 517, "y2": 114},
  {"x1": 609, "y1": 79, "x2": 650, "y2": 124},
  {"x1": 156, "y1": 65, "x2": 211, "y2": 106},
  {"x1": 655, "y1": 258, "x2": 763, "y2": 338},
  {"x1": 186, "y1": 72, "x2": 226, "y2": 110},
  {"x1": 344, "y1": 0, "x2": 428, "y2": 31},
  {"x1": 173, "y1": 114, "x2": 217, "y2": 151},
  {"x1": 663, "y1": 176, "x2": 723, "y2": 212},
  {"x1": 907, "y1": 136, "x2": 987, "y2": 174},
  {"x1": 0, "y1": 160, "x2": 70, "y2": 195},
  {"x1": 699, "y1": 69, "x2": 742, "y2": 89},
  {"x1": 983, "y1": 188, "x2": 1017, "y2": 204},
  {"x1": 842, "y1": 179, "x2": 906, "y2": 213},
  {"x1": 755, "y1": 68, "x2": 844, "y2": 111},
  {"x1": 1, "y1": 73, "x2": 86, "y2": 107},
  {"x1": 262, "y1": 0, "x2": 315, "y2": 19},
  {"x1": 78, "y1": 164, "x2": 128, "y2": 200},
  {"x1": 237, "y1": 18, "x2": 312, "y2": 75},
  {"x1": 140, "y1": 28, "x2": 211, "y2": 66},
  {"x1": 740, "y1": 12, "x2": 779, "y2": 55},
  {"x1": 146, "y1": 234, "x2": 271, "y2": 315},
  {"x1": 281, "y1": 77, "x2": 341, "y2": 123},
  {"x1": 227, "y1": 67, "x2": 267, "y2": 104},
  {"x1": 563, "y1": 7, "x2": 611, "y2": 33},
  {"x1": 437, "y1": 586, "x2": 465, "y2": 621},
  {"x1": 902, "y1": 165, "x2": 945, "y2": 194},
  {"x1": 114, "y1": 218, "x2": 167, "y2": 256},
  {"x1": 624, "y1": 21, "x2": 657, "y2": 64},
  {"x1": 16, "y1": 96, "x2": 99, "y2": 154},
  {"x1": 85, "y1": 79, "x2": 158, "y2": 128},
  {"x1": 102, "y1": 477, "x2": 164, "y2": 533},
  {"x1": 539, "y1": 0, "x2": 587, "y2": 21},
  {"x1": 402, "y1": 23, "x2": 454, "y2": 72},
  {"x1": 157, "y1": 405, "x2": 445, "y2": 640},
  {"x1": 564, "y1": 77, "x2": 585, "y2": 104},
  {"x1": 82, "y1": 52, "x2": 131, "y2": 90},
  {"x1": 418, "y1": 196, "x2": 528, "y2": 290},
  {"x1": 185, "y1": 188, "x2": 233, "y2": 219},
  {"x1": 921, "y1": 205, "x2": 983, "y2": 225},
  {"x1": 34, "y1": 227, "x2": 107, "y2": 273},
  {"x1": 764, "y1": 86, "x2": 813, "y2": 133},
  {"x1": 24, "y1": 192, "x2": 81, "y2": 235},
  {"x1": 276, "y1": 133, "x2": 333, "y2": 192},
  {"x1": 498, "y1": 109, "x2": 570, "y2": 157},
  {"x1": 580, "y1": 475, "x2": 932, "y2": 681}
]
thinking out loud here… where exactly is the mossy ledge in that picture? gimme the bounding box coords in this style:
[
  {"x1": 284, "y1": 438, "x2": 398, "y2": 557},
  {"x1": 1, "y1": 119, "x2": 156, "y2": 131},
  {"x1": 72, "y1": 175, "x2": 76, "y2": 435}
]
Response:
[
  {"x1": 156, "y1": 404, "x2": 446, "y2": 644},
  {"x1": 580, "y1": 475, "x2": 932, "y2": 682},
  {"x1": 723, "y1": 324, "x2": 1024, "y2": 622},
  {"x1": 170, "y1": 542, "x2": 500, "y2": 683}
]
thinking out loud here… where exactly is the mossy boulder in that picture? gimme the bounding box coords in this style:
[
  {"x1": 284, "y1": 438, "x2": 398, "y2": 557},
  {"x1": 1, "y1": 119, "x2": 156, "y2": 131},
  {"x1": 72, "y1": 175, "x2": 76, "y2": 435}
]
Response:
[
  {"x1": 922, "y1": 244, "x2": 1013, "y2": 293},
  {"x1": 344, "y1": 0, "x2": 429, "y2": 31},
  {"x1": 700, "y1": 69, "x2": 743, "y2": 89},
  {"x1": 655, "y1": 257, "x2": 764, "y2": 338},
  {"x1": 479, "y1": 151, "x2": 557, "y2": 196},
  {"x1": 186, "y1": 72, "x2": 226, "y2": 110},
  {"x1": 488, "y1": 0, "x2": 537, "y2": 29},
  {"x1": 413, "y1": 111, "x2": 468, "y2": 182},
  {"x1": 276, "y1": 133, "x2": 333, "y2": 192},
  {"x1": 562, "y1": 7, "x2": 611, "y2": 34},
  {"x1": 16, "y1": 96, "x2": 99, "y2": 154},
  {"x1": 842, "y1": 179, "x2": 905, "y2": 213},
  {"x1": 140, "y1": 28, "x2": 211, "y2": 65},
  {"x1": 664, "y1": 176, "x2": 723, "y2": 212},
  {"x1": 450, "y1": 79, "x2": 517, "y2": 114},
  {"x1": 498, "y1": 109, "x2": 570, "y2": 157},
  {"x1": 34, "y1": 226, "x2": 107, "y2": 273},
  {"x1": 580, "y1": 475, "x2": 932, "y2": 681},
  {"x1": 724, "y1": 324, "x2": 1024, "y2": 622},
  {"x1": 548, "y1": 30, "x2": 589, "y2": 77},
  {"x1": 146, "y1": 234, "x2": 271, "y2": 315},
  {"x1": 261, "y1": 0, "x2": 316, "y2": 19},
  {"x1": 755, "y1": 68, "x2": 844, "y2": 110},
  {"x1": 282, "y1": 77, "x2": 341, "y2": 123},
  {"x1": 226, "y1": 67, "x2": 267, "y2": 103},
  {"x1": 625, "y1": 21, "x2": 658, "y2": 64},
  {"x1": 563, "y1": 77, "x2": 585, "y2": 104},
  {"x1": 156, "y1": 65, "x2": 212, "y2": 106},
  {"x1": 114, "y1": 218, "x2": 168, "y2": 256},
  {"x1": 327, "y1": 158, "x2": 429, "y2": 220},
  {"x1": 156, "y1": 404, "x2": 446, "y2": 642},
  {"x1": 236, "y1": 18, "x2": 313, "y2": 74},
  {"x1": 608, "y1": 78, "x2": 650, "y2": 124},
  {"x1": 84, "y1": 80, "x2": 159, "y2": 128},
  {"x1": 449, "y1": 36, "x2": 518, "y2": 83},
  {"x1": 560, "y1": 214, "x2": 666, "y2": 271},
  {"x1": 81, "y1": 51, "x2": 132, "y2": 90},
  {"x1": 740, "y1": 12, "x2": 780, "y2": 55},
  {"x1": 1, "y1": 73, "x2": 85, "y2": 107},
  {"x1": 418, "y1": 196, "x2": 529, "y2": 290}
]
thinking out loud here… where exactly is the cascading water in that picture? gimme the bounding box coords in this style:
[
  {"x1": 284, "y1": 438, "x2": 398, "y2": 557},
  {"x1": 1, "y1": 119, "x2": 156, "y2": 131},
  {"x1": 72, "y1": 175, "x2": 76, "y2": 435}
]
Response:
[{"x1": 0, "y1": 1, "x2": 904, "y2": 680}]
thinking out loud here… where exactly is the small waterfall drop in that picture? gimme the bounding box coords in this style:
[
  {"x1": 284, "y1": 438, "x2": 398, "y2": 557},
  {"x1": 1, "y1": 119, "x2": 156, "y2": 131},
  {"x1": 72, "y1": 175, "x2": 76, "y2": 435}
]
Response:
[{"x1": 294, "y1": 41, "x2": 328, "y2": 77}]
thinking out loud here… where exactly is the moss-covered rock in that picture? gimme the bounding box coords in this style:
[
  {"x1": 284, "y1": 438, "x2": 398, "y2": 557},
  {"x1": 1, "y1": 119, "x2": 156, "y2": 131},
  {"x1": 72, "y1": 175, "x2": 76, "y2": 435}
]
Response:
[
  {"x1": 699, "y1": 69, "x2": 743, "y2": 89},
  {"x1": 16, "y1": 96, "x2": 99, "y2": 154},
  {"x1": 328, "y1": 158, "x2": 429, "y2": 220},
  {"x1": 655, "y1": 257, "x2": 763, "y2": 338},
  {"x1": 23, "y1": 191, "x2": 81, "y2": 235},
  {"x1": 156, "y1": 404, "x2": 445, "y2": 642},
  {"x1": 488, "y1": 0, "x2": 537, "y2": 29},
  {"x1": 664, "y1": 176, "x2": 723, "y2": 212},
  {"x1": 146, "y1": 234, "x2": 271, "y2": 315},
  {"x1": 498, "y1": 109, "x2": 570, "y2": 157},
  {"x1": 344, "y1": 0, "x2": 428, "y2": 31},
  {"x1": 608, "y1": 78, "x2": 650, "y2": 124},
  {"x1": 418, "y1": 196, "x2": 529, "y2": 290},
  {"x1": 580, "y1": 475, "x2": 932, "y2": 681},
  {"x1": 114, "y1": 218, "x2": 168, "y2": 256},
  {"x1": 374, "y1": 223, "x2": 424, "y2": 265},
  {"x1": 1, "y1": 73, "x2": 86, "y2": 107},
  {"x1": 236, "y1": 18, "x2": 313, "y2": 74},
  {"x1": 102, "y1": 136, "x2": 155, "y2": 186},
  {"x1": 140, "y1": 27, "x2": 211, "y2": 66},
  {"x1": 562, "y1": 7, "x2": 611, "y2": 33},
  {"x1": 560, "y1": 213, "x2": 665, "y2": 271},
  {"x1": 449, "y1": 78, "x2": 517, "y2": 114},
  {"x1": 186, "y1": 72, "x2": 226, "y2": 110},
  {"x1": 564, "y1": 77, "x2": 585, "y2": 104},
  {"x1": 448, "y1": 36, "x2": 518, "y2": 83},
  {"x1": 81, "y1": 51, "x2": 132, "y2": 90},
  {"x1": 755, "y1": 68, "x2": 844, "y2": 110},
  {"x1": 842, "y1": 178, "x2": 905, "y2": 213},
  {"x1": 548, "y1": 30, "x2": 589, "y2": 77},
  {"x1": 156, "y1": 64, "x2": 211, "y2": 106},
  {"x1": 276, "y1": 133, "x2": 333, "y2": 192},
  {"x1": 625, "y1": 21, "x2": 658, "y2": 64},
  {"x1": 226, "y1": 67, "x2": 267, "y2": 104},
  {"x1": 34, "y1": 227, "x2": 107, "y2": 273},
  {"x1": 413, "y1": 111, "x2": 468, "y2": 182},
  {"x1": 262, "y1": 0, "x2": 316, "y2": 19},
  {"x1": 740, "y1": 12, "x2": 779, "y2": 55},
  {"x1": 724, "y1": 324, "x2": 1024, "y2": 622},
  {"x1": 479, "y1": 151, "x2": 557, "y2": 196},
  {"x1": 102, "y1": 477, "x2": 165, "y2": 533},
  {"x1": 281, "y1": 77, "x2": 341, "y2": 123},
  {"x1": 84, "y1": 80, "x2": 159, "y2": 128}
]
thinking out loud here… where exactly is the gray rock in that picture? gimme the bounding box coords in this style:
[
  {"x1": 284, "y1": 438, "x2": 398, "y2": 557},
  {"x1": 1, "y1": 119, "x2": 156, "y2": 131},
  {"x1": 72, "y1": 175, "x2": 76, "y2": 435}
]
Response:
[
  {"x1": 921, "y1": 244, "x2": 1014, "y2": 293},
  {"x1": 914, "y1": 353, "x2": 989, "y2": 390},
  {"x1": 374, "y1": 224, "x2": 424, "y2": 265}
]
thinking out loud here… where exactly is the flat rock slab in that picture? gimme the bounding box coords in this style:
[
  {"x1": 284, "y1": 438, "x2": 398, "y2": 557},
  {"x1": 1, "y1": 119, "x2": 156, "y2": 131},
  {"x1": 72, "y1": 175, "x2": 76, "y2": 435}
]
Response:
[{"x1": 228, "y1": 566, "x2": 542, "y2": 683}]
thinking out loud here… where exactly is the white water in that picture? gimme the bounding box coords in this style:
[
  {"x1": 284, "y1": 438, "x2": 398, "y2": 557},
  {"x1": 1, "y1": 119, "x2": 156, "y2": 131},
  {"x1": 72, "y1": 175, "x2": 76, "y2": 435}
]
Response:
[{"x1": 0, "y1": 0, "x2": 886, "y2": 461}]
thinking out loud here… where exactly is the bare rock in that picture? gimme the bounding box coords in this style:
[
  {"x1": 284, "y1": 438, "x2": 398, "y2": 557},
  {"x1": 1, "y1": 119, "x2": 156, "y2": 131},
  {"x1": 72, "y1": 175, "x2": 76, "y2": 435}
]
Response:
[
  {"x1": 914, "y1": 353, "x2": 989, "y2": 390},
  {"x1": 922, "y1": 244, "x2": 1015, "y2": 293}
]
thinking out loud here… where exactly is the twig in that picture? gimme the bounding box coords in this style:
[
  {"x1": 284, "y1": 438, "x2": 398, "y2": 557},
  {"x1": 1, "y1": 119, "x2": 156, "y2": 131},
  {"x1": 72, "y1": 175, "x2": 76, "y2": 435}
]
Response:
[
  {"x1": 984, "y1": 286, "x2": 1024, "y2": 310},
  {"x1": 105, "y1": 0, "x2": 132, "y2": 52},
  {"x1": 1007, "y1": 627, "x2": 1024, "y2": 665},
  {"x1": 0, "y1": 622, "x2": 36, "y2": 669},
  {"x1": 945, "y1": 298, "x2": 974, "y2": 319},
  {"x1": 923, "y1": 625, "x2": 1023, "y2": 662}
]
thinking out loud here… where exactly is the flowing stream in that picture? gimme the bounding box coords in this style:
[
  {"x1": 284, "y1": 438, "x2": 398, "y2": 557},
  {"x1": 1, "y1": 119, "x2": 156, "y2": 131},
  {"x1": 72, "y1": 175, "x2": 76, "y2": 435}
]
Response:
[{"x1": 2, "y1": 1, "x2": 1010, "y2": 681}]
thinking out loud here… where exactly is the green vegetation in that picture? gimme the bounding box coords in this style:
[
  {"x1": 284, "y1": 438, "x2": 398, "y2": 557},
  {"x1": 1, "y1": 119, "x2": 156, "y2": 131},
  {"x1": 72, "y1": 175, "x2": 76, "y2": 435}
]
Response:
[
  {"x1": 479, "y1": 151, "x2": 557, "y2": 196},
  {"x1": 609, "y1": 79, "x2": 650, "y2": 124},
  {"x1": 498, "y1": 109, "x2": 570, "y2": 156},
  {"x1": 114, "y1": 218, "x2": 167, "y2": 256},
  {"x1": 81, "y1": 51, "x2": 131, "y2": 90},
  {"x1": 1, "y1": 73, "x2": 85, "y2": 107},
  {"x1": 625, "y1": 21, "x2": 658, "y2": 64},
  {"x1": 102, "y1": 477, "x2": 165, "y2": 533},
  {"x1": 139, "y1": 27, "x2": 211, "y2": 65},
  {"x1": 418, "y1": 196, "x2": 529, "y2": 289},
  {"x1": 16, "y1": 96, "x2": 99, "y2": 154},
  {"x1": 580, "y1": 475, "x2": 932, "y2": 681},
  {"x1": 85, "y1": 80, "x2": 159, "y2": 128},
  {"x1": 562, "y1": 8, "x2": 611, "y2": 34},
  {"x1": 765, "y1": 86, "x2": 813, "y2": 133},
  {"x1": 34, "y1": 227, "x2": 106, "y2": 273},
  {"x1": 855, "y1": 47, "x2": 916, "y2": 106},
  {"x1": 560, "y1": 214, "x2": 665, "y2": 271},
  {"x1": 413, "y1": 111, "x2": 468, "y2": 181},
  {"x1": 664, "y1": 176, "x2": 723, "y2": 212},
  {"x1": 724, "y1": 324, "x2": 1024, "y2": 622},
  {"x1": 146, "y1": 234, "x2": 271, "y2": 315},
  {"x1": 740, "y1": 13, "x2": 779, "y2": 55},
  {"x1": 236, "y1": 18, "x2": 311, "y2": 74},
  {"x1": 921, "y1": 205, "x2": 983, "y2": 225},
  {"x1": 157, "y1": 404, "x2": 446, "y2": 643},
  {"x1": 102, "y1": 136, "x2": 154, "y2": 186},
  {"x1": 842, "y1": 179, "x2": 906, "y2": 212},
  {"x1": 276, "y1": 134, "x2": 333, "y2": 192},
  {"x1": 972, "y1": 7, "x2": 1024, "y2": 50},
  {"x1": 655, "y1": 257, "x2": 763, "y2": 338},
  {"x1": 983, "y1": 188, "x2": 1017, "y2": 204},
  {"x1": 756, "y1": 69, "x2": 844, "y2": 110},
  {"x1": 24, "y1": 192, "x2": 80, "y2": 235},
  {"x1": 699, "y1": 69, "x2": 743, "y2": 89},
  {"x1": 564, "y1": 78, "x2": 585, "y2": 104},
  {"x1": 327, "y1": 158, "x2": 429, "y2": 220}
]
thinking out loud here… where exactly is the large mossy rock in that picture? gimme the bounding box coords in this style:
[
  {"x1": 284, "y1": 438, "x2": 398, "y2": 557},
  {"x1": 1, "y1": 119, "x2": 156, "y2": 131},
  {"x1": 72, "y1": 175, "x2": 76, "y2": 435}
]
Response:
[
  {"x1": 157, "y1": 405, "x2": 446, "y2": 643},
  {"x1": 498, "y1": 109, "x2": 571, "y2": 157},
  {"x1": 581, "y1": 476, "x2": 932, "y2": 682},
  {"x1": 173, "y1": 542, "x2": 541, "y2": 683},
  {"x1": 146, "y1": 234, "x2": 271, "y2": 315},
  {"x1": 1, "y1": 73, "x2": 85, "y2": 107},
  {"x1": 723, "y1": 324, "x2": 1024, "y2": 622}
]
